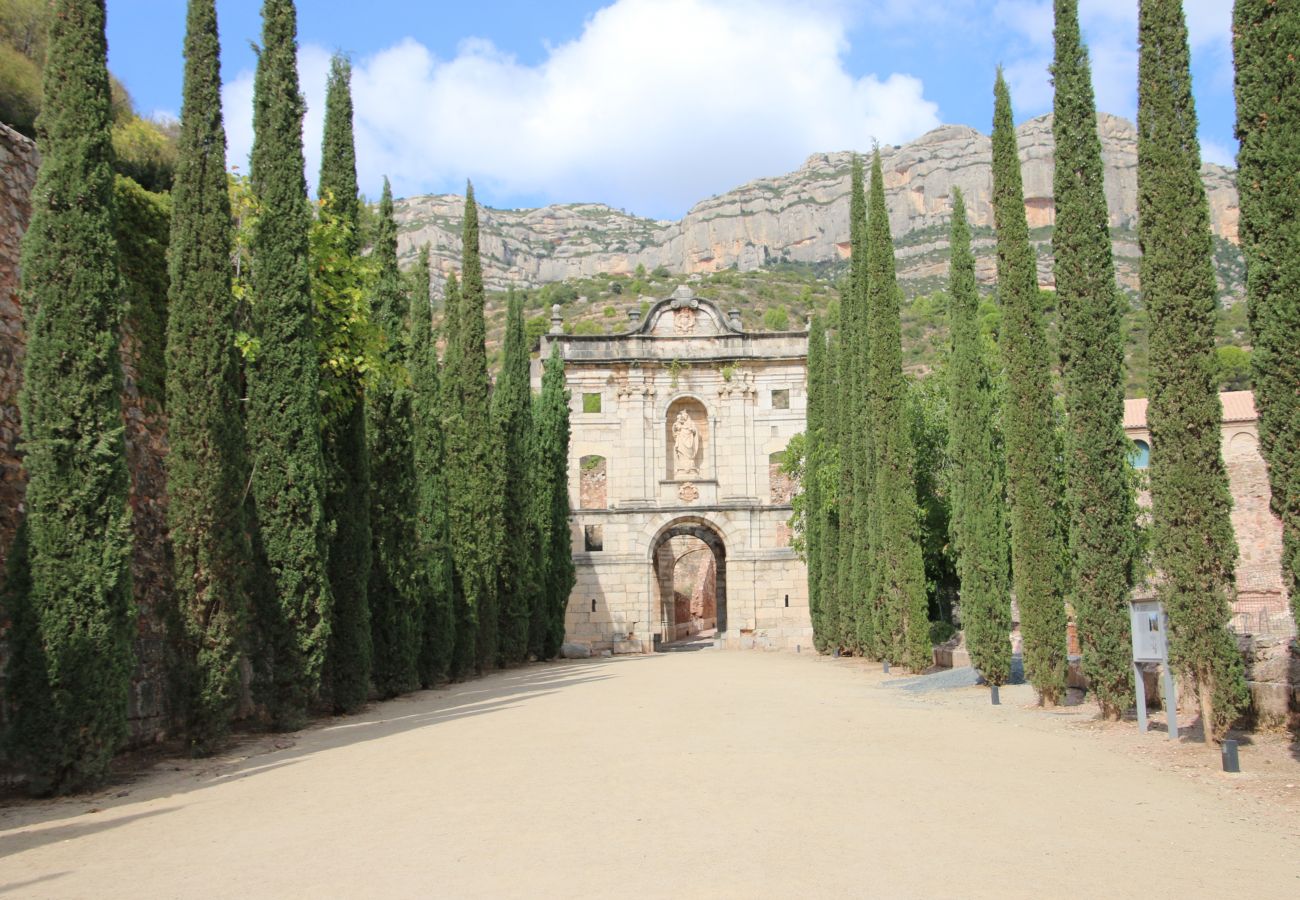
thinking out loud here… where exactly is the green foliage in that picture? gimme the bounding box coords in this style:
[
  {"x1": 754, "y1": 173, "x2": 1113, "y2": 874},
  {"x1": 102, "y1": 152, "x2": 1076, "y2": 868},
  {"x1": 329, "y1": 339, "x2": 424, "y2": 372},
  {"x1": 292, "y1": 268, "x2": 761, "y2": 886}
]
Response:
[
  {"x1": 247, "y1": 0, "x2": 332, "y2": 725},
  {"x1": 444, "y1": 185, "x2": 504, "y2": 675},
  {"x1": 164, "y1": 0, "x2": 253, "y2": 749},
  {"x1": 993, "y1": 70, "x2": 1069, "y2": 704},
  {"x1": 582, "y1": 392, "x2": 602, "y2": 413},
  {"x1": 1234, "y1": 0, "x2": 1300, "y2": 630},
  {"x1": 524, "y1": 314, "x2": 548, "y2": 350},
  {"x1": 763, "y1": 304, "x2": 789, "y2": 331},
  {"x1": 366, "y1": 180, "x2": 421, "y2": 698},
  {"x1": 410, "y1": 245, "x2": 456, "y2": 684},
  {"x1": 1214, "y1": 345, "x2": 1251, "y2": 391},
  {"x1": 1138, "y1": 0, "x2": 1247, "y2": 737},
  {"x1": 0, "y1": 42, "x2": 42, "y2": 135},
  {"x1": 865, "y1": 151, "x2": 931, "y2": 671},
  {"x1": 946, "y1": 189, "x2": 1012, "y2": 686},
  {"x1": 113, "y1": 174, "x2": 171, "y2": 405},
  {"x1": 492, "y1": 292, "x2": 538, "y2": 665},
  {"x1": 529, "y1": 344, "x2": 576, "y2": 659},
  {"x1": 12, "y1": 0, "x2": 134, "y2": 793},
  {"x1": 316, "y1": 56, "x2": 374, "y2": 711},
  {"x1": 1053, "y1": 0, "x2": 1138, "y2": 718},
  {"x1": 651, "y1": 264, "x2": 670, "y2": 278},
  {"x1": 112, "y1": 115, "x2": 178, "y2": 192}
]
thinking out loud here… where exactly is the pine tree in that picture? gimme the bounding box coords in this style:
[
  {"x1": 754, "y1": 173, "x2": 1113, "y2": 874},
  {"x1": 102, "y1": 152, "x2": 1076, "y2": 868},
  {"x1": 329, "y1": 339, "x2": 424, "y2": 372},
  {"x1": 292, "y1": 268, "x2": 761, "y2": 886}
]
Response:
[
  {"x1": 992, "y1": 70, "x2": 1070, "y2": 704},
  {"x1": 530, "y1": 343, "x2": 576, "y2": 658},
  {"x1": 1138, "y1": 0, "x2": 1248, "y2": 739},
  {"x1": 365, "y1": 179, "x2": 420, "y2": 697},
  {"x1": 1233, "y1": 0, "x2": 1300, "y2": 630},
  {"x1": 947, "y1": 188, "x2": 1012, "y2": 686},
  {"x1": 804, "y1": 315, "x2": 829, "y2": 649},
  {"x1": 247, "y1": 0, "x2": 332, "y2": 724},
  {"x1": 165, "y1": 0, "x2": 253, "y2": 746},
  {"x1": 864, "y1": 150, "x2": 931, "y2": 670},
  {"x1": 11, "y1": 0, "x2": 134, "y2": 793},
  {"x1": 1052, "y1": 0, "x2": 1138, "y2": 718},
  {"x1": 492, "y1": 291, "x2": 537, "y2": 665},
  {"x1": 411, "y1": 245, "x2": 456, "y2": 684},
  {"x1": 444, "y1": 185, "x2": 503, "y2": 674}
]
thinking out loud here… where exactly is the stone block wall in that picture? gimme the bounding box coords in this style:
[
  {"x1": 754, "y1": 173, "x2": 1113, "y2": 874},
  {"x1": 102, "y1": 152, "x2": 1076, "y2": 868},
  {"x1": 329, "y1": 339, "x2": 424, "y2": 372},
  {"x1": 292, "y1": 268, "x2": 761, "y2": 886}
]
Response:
[{"x1": 0, "y1": 123, "x2": 175, "y2": 748}]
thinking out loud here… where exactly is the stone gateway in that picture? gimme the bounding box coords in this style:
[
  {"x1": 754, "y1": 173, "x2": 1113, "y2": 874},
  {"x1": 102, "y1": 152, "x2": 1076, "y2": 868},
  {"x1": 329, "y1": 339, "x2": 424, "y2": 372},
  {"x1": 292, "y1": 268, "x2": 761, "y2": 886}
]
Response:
[{"x1": 537, "y1": 287, "x2": 811, "y2": 653}]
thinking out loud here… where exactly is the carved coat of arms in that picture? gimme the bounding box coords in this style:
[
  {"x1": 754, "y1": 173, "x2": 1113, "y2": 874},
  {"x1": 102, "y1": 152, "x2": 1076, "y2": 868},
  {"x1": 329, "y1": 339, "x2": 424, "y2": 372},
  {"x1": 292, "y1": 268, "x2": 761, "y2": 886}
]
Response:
[
  {"x1": 673, "y1": 307, "x2": 697, "y2": 334},
  {"x1": 677, "y1": 482, "x2": 700, "y2": 503}
]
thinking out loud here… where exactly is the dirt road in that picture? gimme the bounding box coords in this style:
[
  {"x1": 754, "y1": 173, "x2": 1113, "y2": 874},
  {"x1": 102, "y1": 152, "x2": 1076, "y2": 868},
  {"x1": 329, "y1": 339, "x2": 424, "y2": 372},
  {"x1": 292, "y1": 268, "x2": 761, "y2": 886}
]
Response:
[{"x1": 2, "y1": 650, "x2": 1297, "y2": 898}]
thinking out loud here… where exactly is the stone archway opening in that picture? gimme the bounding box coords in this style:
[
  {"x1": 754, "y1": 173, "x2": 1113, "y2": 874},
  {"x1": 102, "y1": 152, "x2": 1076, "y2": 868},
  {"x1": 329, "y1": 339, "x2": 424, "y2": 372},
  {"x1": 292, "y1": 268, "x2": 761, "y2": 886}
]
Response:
[{"x1": 652, "y1": 519, "x2": 727, "y2": 648}]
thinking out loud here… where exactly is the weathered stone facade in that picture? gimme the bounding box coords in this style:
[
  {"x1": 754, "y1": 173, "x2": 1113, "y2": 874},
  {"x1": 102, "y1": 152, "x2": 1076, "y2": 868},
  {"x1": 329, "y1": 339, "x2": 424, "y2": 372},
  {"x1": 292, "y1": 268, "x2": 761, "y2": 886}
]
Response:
[
  {"x1": 0, "y1": 123, "x2": 175, "y2": 747},
  {"x1": 540, "y1": 287, "x2": 811, "y2": 653},
  {"x1": 1125, "y1": 392, "x2": 1296, "y2": 723}
]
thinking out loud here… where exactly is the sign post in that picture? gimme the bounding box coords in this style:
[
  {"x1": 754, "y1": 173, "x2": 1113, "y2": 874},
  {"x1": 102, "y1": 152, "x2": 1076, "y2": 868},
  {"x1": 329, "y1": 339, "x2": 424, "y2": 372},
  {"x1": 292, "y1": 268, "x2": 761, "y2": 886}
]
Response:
[{"x1": 1130, "y1": 600, "x2": 1178, "y2": 740}]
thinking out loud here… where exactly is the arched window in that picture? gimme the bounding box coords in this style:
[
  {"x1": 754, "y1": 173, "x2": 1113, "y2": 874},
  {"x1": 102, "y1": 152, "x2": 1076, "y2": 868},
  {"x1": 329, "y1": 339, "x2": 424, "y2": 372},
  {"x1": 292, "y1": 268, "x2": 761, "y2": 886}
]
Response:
[{"x1": 1130, "y1": 439, "x2": 1150, "y2": 469}]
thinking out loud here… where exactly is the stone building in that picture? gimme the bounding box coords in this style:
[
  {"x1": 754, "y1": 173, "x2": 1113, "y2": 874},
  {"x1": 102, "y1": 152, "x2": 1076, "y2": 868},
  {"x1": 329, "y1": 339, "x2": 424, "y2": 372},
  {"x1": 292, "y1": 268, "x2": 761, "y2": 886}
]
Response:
[
  {"x1": 538, "y1": 286, "x2": 811, "y2": 653},
  {"x1": 1124, "y1": 391, "x2": 1292, "y2": 638}
]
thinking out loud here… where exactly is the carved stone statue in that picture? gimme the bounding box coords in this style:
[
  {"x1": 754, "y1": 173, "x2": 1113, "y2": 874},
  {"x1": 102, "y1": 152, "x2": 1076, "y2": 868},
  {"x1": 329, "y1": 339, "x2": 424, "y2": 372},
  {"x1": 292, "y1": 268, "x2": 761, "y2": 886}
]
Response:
[{"x1": 672, "y1": 410, "x2": 701, "y2": 477}]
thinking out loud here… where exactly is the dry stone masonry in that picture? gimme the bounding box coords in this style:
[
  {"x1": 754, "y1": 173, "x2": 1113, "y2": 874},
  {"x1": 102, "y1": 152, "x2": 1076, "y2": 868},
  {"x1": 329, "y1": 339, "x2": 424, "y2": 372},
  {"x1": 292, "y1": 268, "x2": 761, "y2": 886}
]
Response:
[{"x1": 542, "y1": 287, "x2": 811, "y2": 653}]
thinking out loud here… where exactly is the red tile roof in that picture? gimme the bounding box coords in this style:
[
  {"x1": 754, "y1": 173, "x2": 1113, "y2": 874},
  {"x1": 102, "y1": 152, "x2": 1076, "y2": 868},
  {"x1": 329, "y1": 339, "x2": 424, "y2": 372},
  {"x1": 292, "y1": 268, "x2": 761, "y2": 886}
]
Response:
[{"x1": 1123, "y1": 390, "x2": 1256, "y2": 430}]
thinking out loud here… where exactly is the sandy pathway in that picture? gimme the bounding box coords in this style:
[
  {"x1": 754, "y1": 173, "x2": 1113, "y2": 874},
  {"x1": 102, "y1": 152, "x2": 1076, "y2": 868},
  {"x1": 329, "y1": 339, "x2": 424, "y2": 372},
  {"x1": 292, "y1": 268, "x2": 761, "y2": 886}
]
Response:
[{"x1": 1, "y1": 651, "x2": 1297, "y2": 898}]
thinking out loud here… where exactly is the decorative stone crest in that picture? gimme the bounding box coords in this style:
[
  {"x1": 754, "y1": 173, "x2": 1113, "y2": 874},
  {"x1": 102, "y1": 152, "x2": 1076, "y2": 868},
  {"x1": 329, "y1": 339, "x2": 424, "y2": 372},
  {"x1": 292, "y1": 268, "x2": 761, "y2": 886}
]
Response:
[
  {"x1": 717, "y1": 368, "x2": 757, "y2": 400},
  {"x1": 678, "y1": 482, "x2": 700, "y2": 503},
  {"x1": 673, "y1": 306, "x2": 697, "y2": 334}
]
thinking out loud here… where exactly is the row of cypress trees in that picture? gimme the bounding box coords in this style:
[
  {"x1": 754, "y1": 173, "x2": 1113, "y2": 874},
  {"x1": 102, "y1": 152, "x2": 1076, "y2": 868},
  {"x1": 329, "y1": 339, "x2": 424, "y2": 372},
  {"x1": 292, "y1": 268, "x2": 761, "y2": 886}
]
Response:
[
  {"x1": 806, "y1": 0, "x2": 1266, "y2": 737},
  {"x1": 806, "y1": 152, "x2": 932, "y2": 671},
  {"x1": 4, "y1": 0, "x2": 575, "y2": 793}
]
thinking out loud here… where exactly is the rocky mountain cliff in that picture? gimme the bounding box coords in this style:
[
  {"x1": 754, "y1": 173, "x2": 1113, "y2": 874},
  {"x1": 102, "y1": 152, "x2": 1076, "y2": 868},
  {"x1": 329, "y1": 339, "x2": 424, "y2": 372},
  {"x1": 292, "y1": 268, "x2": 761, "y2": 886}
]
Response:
[{"x1": 394, "y1": 113, "x2": 1239, "y2": 296}]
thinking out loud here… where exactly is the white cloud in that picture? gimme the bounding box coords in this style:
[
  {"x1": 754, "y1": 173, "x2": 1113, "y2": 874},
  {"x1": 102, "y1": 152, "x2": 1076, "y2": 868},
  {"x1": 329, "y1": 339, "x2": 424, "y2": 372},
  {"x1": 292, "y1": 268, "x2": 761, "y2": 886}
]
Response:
[
  {"x1": 221, "y1": 0, "x2": 939, "y2": 218},
  {"x1": 993, "y1": 0, "x2": 1234, "y2": 123},
  {"x1": 1200, "y1": 136, "x2": 1235, "y2": 168}
]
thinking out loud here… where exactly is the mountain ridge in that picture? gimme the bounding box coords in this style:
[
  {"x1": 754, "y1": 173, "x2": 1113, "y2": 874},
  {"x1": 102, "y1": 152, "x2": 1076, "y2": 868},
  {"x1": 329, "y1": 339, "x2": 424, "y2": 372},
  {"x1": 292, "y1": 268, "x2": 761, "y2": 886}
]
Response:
[{"x1": 394, "y1": 112, "x2": 1239, "y2": 297}]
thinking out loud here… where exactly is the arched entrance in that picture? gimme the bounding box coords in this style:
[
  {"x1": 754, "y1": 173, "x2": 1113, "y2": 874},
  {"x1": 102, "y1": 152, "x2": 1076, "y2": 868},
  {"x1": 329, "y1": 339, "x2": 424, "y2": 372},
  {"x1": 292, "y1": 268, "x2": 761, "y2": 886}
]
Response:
[{"x1": 651, "y1": 518, "x2": 727, "y2": 648}]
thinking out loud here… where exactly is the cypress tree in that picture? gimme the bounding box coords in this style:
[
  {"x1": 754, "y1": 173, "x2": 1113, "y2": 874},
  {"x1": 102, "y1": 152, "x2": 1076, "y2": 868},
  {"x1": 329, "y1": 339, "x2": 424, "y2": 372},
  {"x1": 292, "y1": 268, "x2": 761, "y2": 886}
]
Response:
[
  {"x1": 1052, "y1": 0, "x2": 1138, "y2": 718},
  {"x1": 366, "y1": 179, "x2": 419, "y2": 697},
  {"x1": 11, "y1": 0, "x2": 133, "y2": 793},
  {"x1": 846, "y1": 155, "x2": 877, "y2": 656},
  {"x1": 864, "y1": 150, "x2": 930, "y2": 670},
  {"x1": 804, "y1": 314, "x2": 829, "y2": 649},
  {"x1": 444, "y1": 185, "x2": 503, "y2": 674},
  {"x1": 166, "y1": 0, "x2": 253, "y2": 746},
  {"x1": 247, "y1": 0, "x2": 332, "y2": 724},
  {"x1": 411, "y1": 245, "x2": 456, "y2": 684},
  {"x1": 1233, "y1": 0, "x2": 1300, "y2": 630},
  {"x1": 817, "y1": 327, "x2": 842, "y2": 651},
  {"x1": 1138, "y1": 0, "x2": 1248, "y2": 738},
  {"x1": 992, "y1": 70, "x2": 1070, "y2": 704},
  {"x1": 530, "y1": 343, "x2": 576, "y2": 658},
  {"x1": 492, "y1": 291, "x2": 537, "y2": 665},
  {"x1": 318, "y1": 54, "x2": 373, "y2": 711},
  {"x1": 947, "y1": 188, "x2": 1012, "y2": 686}
]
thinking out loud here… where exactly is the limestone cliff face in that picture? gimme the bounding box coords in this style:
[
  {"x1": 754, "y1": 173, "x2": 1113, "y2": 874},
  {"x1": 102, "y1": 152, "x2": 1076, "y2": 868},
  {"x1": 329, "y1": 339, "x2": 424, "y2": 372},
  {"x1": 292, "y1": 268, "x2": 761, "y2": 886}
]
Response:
[{"x1": 394, "y1": 113, "x2": 1239, "y2": 292}]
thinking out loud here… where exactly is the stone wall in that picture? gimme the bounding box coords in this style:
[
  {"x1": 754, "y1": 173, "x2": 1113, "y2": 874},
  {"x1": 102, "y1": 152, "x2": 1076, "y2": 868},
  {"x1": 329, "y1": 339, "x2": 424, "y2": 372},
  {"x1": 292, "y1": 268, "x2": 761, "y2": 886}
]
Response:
[{"x1": 0, "y1": 123, "x2": 175, "y2": 747}]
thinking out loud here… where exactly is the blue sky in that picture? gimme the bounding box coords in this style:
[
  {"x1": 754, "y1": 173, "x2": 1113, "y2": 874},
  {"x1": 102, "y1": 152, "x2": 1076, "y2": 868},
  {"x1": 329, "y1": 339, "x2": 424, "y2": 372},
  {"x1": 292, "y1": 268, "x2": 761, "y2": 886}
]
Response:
[{"x1": 105, "y1": 1, "x2": 1237, "y2": 220}]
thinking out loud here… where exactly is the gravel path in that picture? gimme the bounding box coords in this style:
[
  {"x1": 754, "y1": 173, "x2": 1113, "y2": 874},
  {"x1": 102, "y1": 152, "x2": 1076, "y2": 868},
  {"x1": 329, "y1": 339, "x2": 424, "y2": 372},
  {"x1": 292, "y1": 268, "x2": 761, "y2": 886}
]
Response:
[{"x1": 2, "y1": 651, "x2": 1296, "y2": 898}]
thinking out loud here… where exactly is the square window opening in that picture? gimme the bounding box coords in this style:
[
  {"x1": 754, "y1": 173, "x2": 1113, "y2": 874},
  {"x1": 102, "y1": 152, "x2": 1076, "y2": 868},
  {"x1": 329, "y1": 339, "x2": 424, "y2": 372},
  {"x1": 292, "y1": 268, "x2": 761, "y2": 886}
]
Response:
[
  {"x1": 584, "y1": 524, "x2": 604, "y2": 552},
  {"x1": 772, "y1": 389, "x2": 790, "y2": 410},
  {"x1": 582, "y1": 392, "x2": 602, "y2": 414}
]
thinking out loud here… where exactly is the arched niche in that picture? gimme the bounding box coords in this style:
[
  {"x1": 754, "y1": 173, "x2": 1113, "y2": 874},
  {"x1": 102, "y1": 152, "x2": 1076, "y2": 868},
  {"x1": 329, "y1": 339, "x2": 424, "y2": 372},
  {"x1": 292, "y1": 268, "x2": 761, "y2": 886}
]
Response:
[{"x1": 666, "y1": 396, "x2": 709, "y2": 481}]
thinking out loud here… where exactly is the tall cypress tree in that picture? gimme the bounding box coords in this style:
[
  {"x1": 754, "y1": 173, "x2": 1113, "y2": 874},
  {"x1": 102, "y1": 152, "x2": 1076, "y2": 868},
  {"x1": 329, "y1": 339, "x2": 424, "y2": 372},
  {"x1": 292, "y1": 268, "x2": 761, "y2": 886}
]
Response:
[
  {"x1": 317, "y1": 54, "x2": 373, "y2": 712},
  {"x1": 492, "y1": 291, "x2": 536, "y2": 665},
  {"x1": 804, "y1": 314, "x2": 829, "y2": 649},
  {"x1": 444, "y1": 185, "x2": 503, "y2": 674},
  {"x1": 247, "y1": 0, "x2": 332, "y2": 724},
  {"x1": 166, "y1": 0, "x2": 253, "y2": 746},
  {"x1": 1233, "y1": 0, "x2": 1300, "y2": 631},
  {"x1": 366, "y1": 179, "x2": 419, "y2": 697},
  {"x1": 10, "y1": 0, "x2": 133, "y2": 793},
  {"x1": 846, "y1": 155, "x2": 877, "y2": 656},
  {"x1": 530, "y1": 343, "x2": 575, "y2": 659},
  {"x1": 1052, "y1": 0, "x2": 1138, "y2": 718},
  {"x1": 864, "y1": 150, "x2": 930, "y2": 670},
  {"x1": 411, "y1": 245, "x2": 456, "y2": 684},
  {"x1": 947, "y1": 188, "x2": 1012, "y2": 687},
  {"x1": 1138, "y1": 0, "x2": 1248, "y2": 739},
  {"x1": 992, "y1": 70, "x2": 1070, "y2": 705}
]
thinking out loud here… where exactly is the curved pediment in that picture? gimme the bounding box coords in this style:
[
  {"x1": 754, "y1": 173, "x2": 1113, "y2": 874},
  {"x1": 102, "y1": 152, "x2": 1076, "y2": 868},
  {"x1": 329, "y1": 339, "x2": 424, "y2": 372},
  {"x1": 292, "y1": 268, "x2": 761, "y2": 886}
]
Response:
[{"x1": 636, "y1": 285, "x2": 740, "y2": 337}]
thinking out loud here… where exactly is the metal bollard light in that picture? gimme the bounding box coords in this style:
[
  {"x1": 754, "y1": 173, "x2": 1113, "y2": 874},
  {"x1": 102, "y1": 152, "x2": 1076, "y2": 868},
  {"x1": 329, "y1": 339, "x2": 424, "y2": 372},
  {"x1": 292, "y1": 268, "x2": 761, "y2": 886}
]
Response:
[
  {"x1": 991, "y1": 685, "x2": 1000, "y2": 705},
  {"x1": 883, "y1": 660, "x2": 890, "y2": 674}
]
